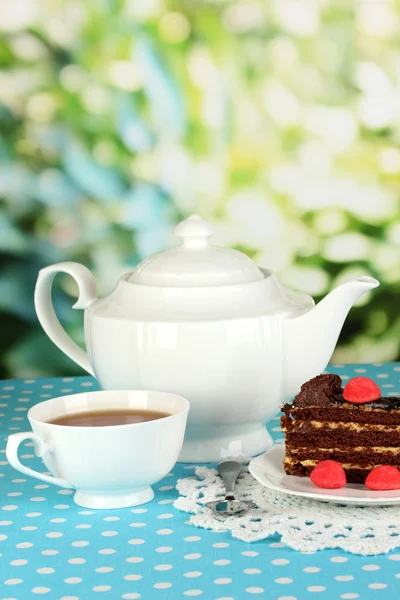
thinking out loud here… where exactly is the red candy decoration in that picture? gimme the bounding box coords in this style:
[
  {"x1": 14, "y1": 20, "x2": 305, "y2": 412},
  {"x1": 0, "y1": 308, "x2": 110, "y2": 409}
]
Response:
[
  {"x1": 365, "y1": 466, "x2": 400, "y2": 491},
  {"x1": 343, "y1": 377, "x2": 381, "y2": 404},
  {"x1": 310, "y1": 460, "x2": 347, "y2": 489}
]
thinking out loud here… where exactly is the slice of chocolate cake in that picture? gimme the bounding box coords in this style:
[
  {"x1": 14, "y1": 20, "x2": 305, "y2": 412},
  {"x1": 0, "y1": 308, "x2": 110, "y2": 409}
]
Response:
[{"x1": 281, "y1": 374, "x2": 400, "y2": 484}]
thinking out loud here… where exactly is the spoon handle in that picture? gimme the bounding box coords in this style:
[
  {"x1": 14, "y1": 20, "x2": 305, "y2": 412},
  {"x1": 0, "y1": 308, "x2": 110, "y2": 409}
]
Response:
[{"x1": 217, "y1": 460, "x2": 242, "y2": 500}]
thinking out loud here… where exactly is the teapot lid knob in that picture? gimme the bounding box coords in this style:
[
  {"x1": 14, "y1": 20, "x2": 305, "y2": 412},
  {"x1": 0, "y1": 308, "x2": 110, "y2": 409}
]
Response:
[{"x1": 174, "y1": 214, "x2": 215, "y2": 249}]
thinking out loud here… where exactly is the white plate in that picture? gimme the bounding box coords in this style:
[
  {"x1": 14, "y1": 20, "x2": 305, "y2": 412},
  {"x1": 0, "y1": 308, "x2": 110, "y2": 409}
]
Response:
[{"x1": 249, "y1": 445, "x2": 400, "y2": 506}]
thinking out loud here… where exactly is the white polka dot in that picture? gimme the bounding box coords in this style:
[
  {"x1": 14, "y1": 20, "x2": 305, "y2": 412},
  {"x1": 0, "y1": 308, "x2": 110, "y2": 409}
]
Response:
[
  {"x1": 5, "y1": 579, "x2": 23, "y2": 585},
  {"x1": 377, "y1": 373, "x2": 388, "y2": 378},
  {"x1": 126, "y1": 557, "x2": 144, "y2": 563},
  {"x1": 154, "y1": 582, "x2": 172, "y2": 589},
  {"x1": 57, "y1": 490, "x2": 73, "y2": 495},
  {"x1": 158, "y1": 499, "x2": 174, "y2": 505},
  {"x1": 34, "y1": 485, "x2": 49, "y2": 489},
  {"x1": 368, "y1": 584, "x2": 387, "y2": 589},
  {"x1": 11, "y1": 559, "x2": 28, "y2": 566},
  {"x1": 277, "y1": 597, "x2": 297, "y2": 600},
  {"x1": 75, "y1": 524, "x2": 91, "y2": 529},
  {"x1": 185, "y1": 553, "x2": 201, "y2": 560},
  {"x1": 0, "y1": 533, "x2": 7, "y2": 540},
  {"x1": 272, "y1": 559, "x2": 289, "y2": 566},
  {"x1": 46, "y1": 532, "x2": 63, "y2": 538},
  {"x1": 307, "y1": 587, "x2": 326, "y2": 592},
  {"x1": 241, "y1": 551, "x2": 259, "y2": 556},
  {"x1": 128, "y1": 538, "x2": 145, "y2": 545},
  {"x1": 37, "y1": 568, "x2": 55, "y2": 575},
  {"x1": 362, "y1": 564, "x2": 380, "y2": 570},
  {"x1": 388, "y1": 554, "x2": 400, "y2": 561},
  {"x1": 54, "y1": 505, "x2": 70, "y2": 510},
  {"x1": 99, "y1": 549, "x2": 116, "y2": 555},
  {"x1": 96, "y1": 567, "x2": 113, "y2": 573},
  {"x1": 130, "y1": 522, "x2": 146, "y2": 528},
  {"x1": 124, "y1": 574, "x2": 142, "y2": 581},
  {"x1": 12, "y1": 479, "x2": 26, "y2": 483},
  {"x1": 78, "y1": 511, "x2": 94, "y2": 515},
  {"x1": 340, "y1": 594, "x2": 359, "y2": 599},
  {"x1": 244, "y1": 568, "x2": 261, "y2": 574},
  {"x1": 270, "y1": 542, "x2": 285, "y2": 548},
  {"x1": 50, "y1": 518, "x2": 66, "y2": 523},
  {"x1": 42, "y1": 550, "x2": 59, "y2": 556},
  {"x1": 214, "y1": 578, "x2": 232, "y2": 585},
  {"x1": 16, "y1": 542, "x2": 32, "y2": 548},
  {"x1": 214, "y1": 560, "x2": 231, "y2": 566},
  {"x1": 32, "y1": 588, "x2": 51, "y2": 594},
  {"x1": 30, "y1": 497, "x2": 46, "y2": 502},
  {"x1": 155, "y1": 564, "x2": 173, "y2": 571},
  {"x1": 0, "y1": 520, "x2": 13, "y2": 525},
  {"x1": 158, "y1": 486, "x2": 173, "y2": 491},
  {"x1": 2, "y1": 505, "x2": 18, "y2": 511},
  {"x1": 275, "y1": 578, "x2": 293, "y2": 584},
  {"x1": 156, "y1": 546, "x2": 173, "y2": 553},
  {"x1": 131, "y1": 508, "x2": 147, "y2": 513},
  {"x1": 101, "y1": 530, "x2": 118, "y2": 537},
  {"x1": 93, "y1": 586, "x2": 111, "y2": 592},
  {"x1": 245, "y1": 588, "x2": 264, "y2": 595},
  {"x1": 68, "y1": 558, "x2": 86, "y2": 564},
  {"x1": 72, "y1": 541, "x2": 89, "y2": 547},
  {"x1": 335, "y1": 575, "x2": 353, "y2": 581},
  {"x1": 103, "y1": 516, "x2": 120, "y2": 521},
  {"x1": 158, "y1": 513, "x2": 173, "y2": 519},
  {"x1": 60, "y1": 596, "x2": 80, "y2": 600},
  {"x1": 156, "y1": 528, "x2": 174, "y2": 536},
  {"x1": 65, "y1": 578, "x2": 82, "y2": 584},
  {"x1": 330, "y1": 556, "x2": 348, "y2": 563},
  {"x1": 184, "y1": 570, "x2": 203, "y2": 578},
  {"x1": 122, "y1": 595, "x2": 141, "y2": 600},
  {"x1": 62, "y1": 377, "x2": 74, "y2": 382},
  {"x1": 185, "y1": 536, "x2": 201, "y2": 542},
  {"x1": 21, "y1": 526, "x2": 37, "y2": 532},
  {"x1": 184, "y1": 592, "x2": 203, "y2": 597},
  {"x1": 354, "y1": 368, "x2": 367, "y2": 373},
  {"x1": 81, "y1": 381, "x2": 94, "y2": 386},
  {"x1": 8, "y1": 492, "x2": 22, "y2": 497}
]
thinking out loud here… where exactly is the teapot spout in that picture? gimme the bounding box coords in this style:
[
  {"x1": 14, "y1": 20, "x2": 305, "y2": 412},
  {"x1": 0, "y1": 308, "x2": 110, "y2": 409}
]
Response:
[{"x1": 282, "y1": 276, "x2": 379, "y2": 400}]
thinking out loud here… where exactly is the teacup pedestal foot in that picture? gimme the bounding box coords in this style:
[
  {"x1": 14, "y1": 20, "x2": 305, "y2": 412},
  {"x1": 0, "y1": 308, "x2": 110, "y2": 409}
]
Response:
[
  {"x1": 74, "y1": 486, "x2": 154, "y2": 509},
  {"x1": 178, "y1": 423, "x2": 273, "y2": 463}
]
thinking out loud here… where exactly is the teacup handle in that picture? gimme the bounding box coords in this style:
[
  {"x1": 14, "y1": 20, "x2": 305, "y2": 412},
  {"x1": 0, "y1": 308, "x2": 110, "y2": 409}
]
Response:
[{"x1": 6, "y1": 432, "x2": 73, "y2": 489}]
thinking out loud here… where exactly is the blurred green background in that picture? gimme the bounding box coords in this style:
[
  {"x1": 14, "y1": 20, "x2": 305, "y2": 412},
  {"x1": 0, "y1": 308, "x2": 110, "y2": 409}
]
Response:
[{"x1": 0, "y1": 0, "x2": 400, "y2": 378}]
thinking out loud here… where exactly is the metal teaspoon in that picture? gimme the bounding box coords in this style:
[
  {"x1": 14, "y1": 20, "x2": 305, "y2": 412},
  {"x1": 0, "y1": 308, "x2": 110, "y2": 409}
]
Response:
[{"x1": 205, "y1": 460, "x2": 256, "y2": 516}]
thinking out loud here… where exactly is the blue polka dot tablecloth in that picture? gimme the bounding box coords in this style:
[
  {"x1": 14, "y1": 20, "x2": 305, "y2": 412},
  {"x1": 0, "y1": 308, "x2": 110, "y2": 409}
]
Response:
[{"x1": 0, "y1": 364, "x2": 400, "y2": 600}]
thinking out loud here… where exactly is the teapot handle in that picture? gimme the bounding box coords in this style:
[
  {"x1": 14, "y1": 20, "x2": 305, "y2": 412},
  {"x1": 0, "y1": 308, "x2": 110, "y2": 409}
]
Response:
[{"x1": 34, "y1": 262, "x2": 97, "y2": 375}]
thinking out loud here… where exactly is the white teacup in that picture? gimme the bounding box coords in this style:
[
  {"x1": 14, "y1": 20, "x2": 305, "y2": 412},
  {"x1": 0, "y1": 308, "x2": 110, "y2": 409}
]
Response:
[{"x1": 6, "y1": 390, "x2": 189, "y2": 509}]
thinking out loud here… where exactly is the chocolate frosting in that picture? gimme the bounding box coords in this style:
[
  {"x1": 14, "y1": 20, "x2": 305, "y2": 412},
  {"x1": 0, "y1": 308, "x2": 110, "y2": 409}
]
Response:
[
  {"x1": 293, "y1": 373, "x2": 400, "y2": 411},
  {"x1": 294, "y1": 373, "x2": 343, "y2": 408}
]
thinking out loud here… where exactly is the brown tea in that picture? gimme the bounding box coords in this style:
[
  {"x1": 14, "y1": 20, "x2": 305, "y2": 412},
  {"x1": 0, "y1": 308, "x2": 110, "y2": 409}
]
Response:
[{"x1": 48, "y1": 409, "x2": 171, "y2": 427}]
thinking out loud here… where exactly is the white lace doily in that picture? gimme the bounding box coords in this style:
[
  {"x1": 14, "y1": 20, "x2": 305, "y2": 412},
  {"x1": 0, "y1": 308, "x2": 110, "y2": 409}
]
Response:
[{"x1": 174, "y1": 466, "x2": 400, "y2": 556}]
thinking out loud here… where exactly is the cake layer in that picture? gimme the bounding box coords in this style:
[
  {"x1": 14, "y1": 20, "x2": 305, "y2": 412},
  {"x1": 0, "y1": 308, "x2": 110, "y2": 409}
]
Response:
[
  {"x1": 285, "y1": 446, "x2": 400, "y2": 466},
  {"x1": 285, "y1": 429, "x2": 400, "y2": 447},
  {"x1": 281, "y1": 404, "x2": 400, "y2": 427},
  {"x1": 283, "y1": 459, "x2": 372, "y2": 484}
]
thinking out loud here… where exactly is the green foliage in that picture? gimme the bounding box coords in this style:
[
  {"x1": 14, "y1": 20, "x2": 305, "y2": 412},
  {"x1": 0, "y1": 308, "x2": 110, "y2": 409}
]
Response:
[{"x1": 0, "y1": 0, "x2": 399, "y2": 377}]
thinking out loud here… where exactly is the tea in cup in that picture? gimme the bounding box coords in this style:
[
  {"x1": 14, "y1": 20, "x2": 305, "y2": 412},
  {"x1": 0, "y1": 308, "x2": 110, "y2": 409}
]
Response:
[{"x1": 6, "y1": 390, "x2": 189, "y2": 509}]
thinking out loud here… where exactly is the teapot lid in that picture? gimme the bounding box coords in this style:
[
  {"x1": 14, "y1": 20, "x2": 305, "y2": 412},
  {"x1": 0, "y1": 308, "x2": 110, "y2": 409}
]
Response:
[{"x1": 127, "y1": 214, "x2": 264, "y2": 287}]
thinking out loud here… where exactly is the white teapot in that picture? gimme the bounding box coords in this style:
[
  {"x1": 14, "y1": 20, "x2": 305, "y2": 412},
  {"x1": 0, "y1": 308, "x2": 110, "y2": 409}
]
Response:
[{"x1": 35, "y1": 215, "x2": 379, "y2": 462}]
